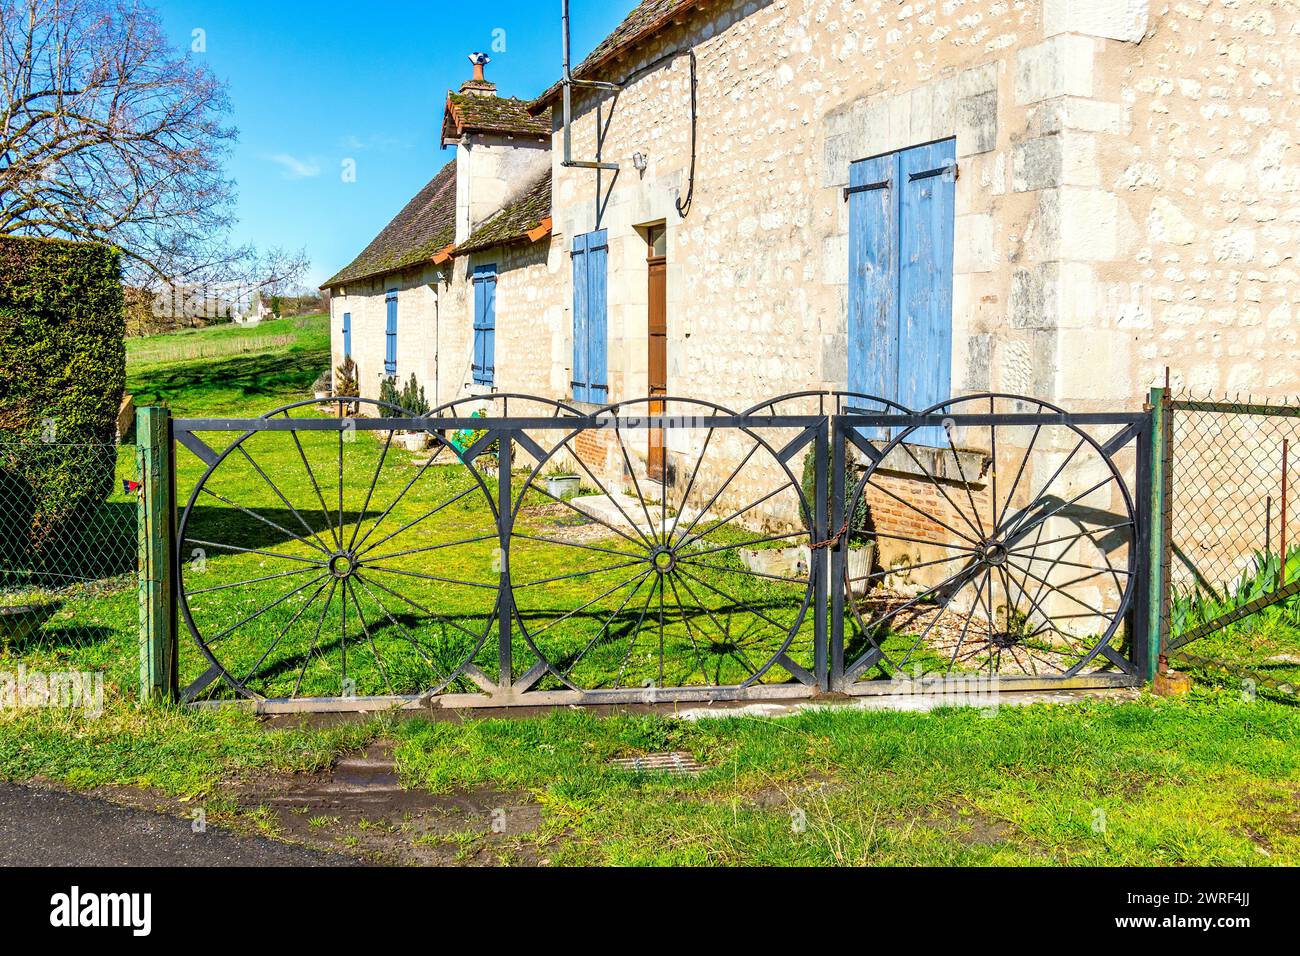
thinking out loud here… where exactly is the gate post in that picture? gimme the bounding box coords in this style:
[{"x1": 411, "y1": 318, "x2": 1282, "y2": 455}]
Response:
[
  {"x1": 496, "y1": 428, "x2": 514, "y2": 693},
  {"x1": 828, "y1": 416, "x2": 845, "y2": 691},
  {"x1": 1145, "y1": 386, "x2": 1172, "y2": 681},
  {"x1": 136, "y1": 406, "x2": 177, "y2": 703},
  {"x1": 813, "y1": 419, "x2": 829, "y2": 690}
]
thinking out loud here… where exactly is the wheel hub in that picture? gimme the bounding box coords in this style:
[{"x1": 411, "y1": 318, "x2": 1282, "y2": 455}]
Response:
[
  {"x1": 981, "y1": 541, "x2": 1008, "y2": 567},
  {"x1": 649, "y1": 547, "x2": 677, "y2": 574},
  {"x1": 329, "y1": 552, "x2": 358, "y2": 579}
]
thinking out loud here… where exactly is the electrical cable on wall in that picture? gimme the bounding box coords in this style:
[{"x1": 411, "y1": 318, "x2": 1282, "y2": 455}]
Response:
[{"x1": 675, "y1": 50, "x2": 697, "y2": 219}]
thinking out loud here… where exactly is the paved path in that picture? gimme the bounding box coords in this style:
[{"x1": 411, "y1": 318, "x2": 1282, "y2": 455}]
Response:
[{"x1": 0, "y1": 782, "x2": 355, "y2": 866}]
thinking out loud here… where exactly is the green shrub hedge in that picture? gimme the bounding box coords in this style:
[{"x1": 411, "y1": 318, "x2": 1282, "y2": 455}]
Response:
[{"x1": 0, "y1": 237, "x2": 126, "y2": 578}]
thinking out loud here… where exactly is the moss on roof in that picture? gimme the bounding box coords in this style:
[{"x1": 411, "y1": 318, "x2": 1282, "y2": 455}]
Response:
[
  {"x1": 443, "y1": 93, "x2": 551, "y2": 144},
  {"x1": 321, "y1": 159, "x2": 457, "y2": 289},
  {"x1": 454, "y1": 170, "x2": 552, "y2": 256},
  {"x1": 529, "y1": 0, "x2": 703, "y2": 112}
]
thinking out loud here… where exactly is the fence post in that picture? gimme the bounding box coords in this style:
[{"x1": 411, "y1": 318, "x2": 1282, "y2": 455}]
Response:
[
  {"x1": 136, "y1": 406, "x2": 177, "y2": 703},
  {"x1": 1145, "y1": 387, "x2": 1172, "y2": 682}
]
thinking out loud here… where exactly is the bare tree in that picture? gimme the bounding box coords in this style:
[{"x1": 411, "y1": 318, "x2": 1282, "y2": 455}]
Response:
[{"x1": 0, "y1": 0, "x2": 305, "y2": 294}]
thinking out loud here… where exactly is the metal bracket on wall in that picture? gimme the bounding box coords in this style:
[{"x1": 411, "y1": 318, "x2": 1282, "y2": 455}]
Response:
[{"x1": 842, "y1": 179, "x2": 890, "y2": 201}]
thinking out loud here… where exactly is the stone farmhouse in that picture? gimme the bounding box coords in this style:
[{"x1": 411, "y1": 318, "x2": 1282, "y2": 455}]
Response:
[
  {"x1": 319, "y1": 0, "x2": 1299, "y2": 604},
  {"x1": 324, "y1": 0, "x2": 1297, "y2": 421}
]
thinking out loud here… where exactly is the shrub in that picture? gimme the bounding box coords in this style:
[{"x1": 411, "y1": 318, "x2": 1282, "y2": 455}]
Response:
[
  {"x1": 800, "y1": 446, "x2": 872, "y2": 546},
  {"x1": 0, "y1": 237, "x2": 125, "y2": 568},
  {"x1": 333, "y1": 356, "x2": 358, "y2": 398},
  {"x1": 398, "y1": 373, "x2": 429, "y2": 417},
  {"x1": 378, "y1": 375, "x2": 400, "y2": 409}
]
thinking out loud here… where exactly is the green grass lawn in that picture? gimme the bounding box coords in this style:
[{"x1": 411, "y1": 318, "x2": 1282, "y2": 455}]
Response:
[
  {"x1": 2, "y1": 315, "x2": 1300, "y2": 865},
  {"x1": 127, "y1": 313, "x2": 330, "y2": 415}
]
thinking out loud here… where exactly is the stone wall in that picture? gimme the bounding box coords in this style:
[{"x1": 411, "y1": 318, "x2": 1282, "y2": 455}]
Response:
[
  {"x1": 329, "y1": 265, "x2": 441, "y2": 404},
  {"x1": 328, "y1": 237, "x2": 561, "y2": 410},
  {"x1": 1094, "y1": 0, "x2": 1300, "y2": 400},
  {"x1": 548, "y1": 0, "x2": 1298, "y2": 413}
]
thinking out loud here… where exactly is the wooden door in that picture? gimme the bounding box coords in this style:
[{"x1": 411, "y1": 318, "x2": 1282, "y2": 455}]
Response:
[{"x1": 647, "y1": 254, "x2": 667, "y2": 481}]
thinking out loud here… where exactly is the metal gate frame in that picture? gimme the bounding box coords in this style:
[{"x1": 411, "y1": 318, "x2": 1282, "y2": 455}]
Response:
[
  {"x1": 170, "y1": 396, "x2": 830, "y2": 712},
  {"x1": 827, "y1": 398, "x2": 1154, "y2": 694},
  {"x1": 151, "y1": 391, "x2": 1156, "y2": 712}
]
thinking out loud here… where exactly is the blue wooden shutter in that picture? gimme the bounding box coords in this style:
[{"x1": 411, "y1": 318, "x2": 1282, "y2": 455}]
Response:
[
  {"x1": 897, "y1": 139, "x2": 956, "y2": 446},
  {"x1": 384, "y1": 291, "x2": 398, "y2": 376},
  {"x1": 585, "y1": 230, "x2": 609, "y2": 402},
  {"x1": 342, "y1": 312, "x2": 351, "y2": 358},
  {"x1": 572, "y1": 234, "x2": 590, "y2": 402},
  {"x1": 847, "y1": 140, "x2": 954, "y2": 446},
  {"x1": 847, "y1": 152, "x2": 899, "y2": 439},
  {"x1": 571, "y1": 230, "x2": 609, "y2": 404},
  {"x1": 472, "y1": 264, "x2": 497, "y2": 386}
]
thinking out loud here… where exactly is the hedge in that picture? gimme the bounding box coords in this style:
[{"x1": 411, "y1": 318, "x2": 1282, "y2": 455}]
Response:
[{"x1": 0, "y1": 237, "x2": 126, "y2": 577}]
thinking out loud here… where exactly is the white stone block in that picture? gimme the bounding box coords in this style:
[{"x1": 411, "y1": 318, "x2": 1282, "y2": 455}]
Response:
[
  {"x1": 1043, "y1": 0, "x2": 1150, "y2": 42},
  {"x1": 1016, "y1": 35, "x2": 1096, "y2": 105},
  {"x1": 955, "y1": 213, "x2": 995, "y2": 274}
]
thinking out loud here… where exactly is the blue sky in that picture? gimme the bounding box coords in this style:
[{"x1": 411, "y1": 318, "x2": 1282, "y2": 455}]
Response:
[{"x1": 154, "y1": 0, "x2": 637, "y2": 287}]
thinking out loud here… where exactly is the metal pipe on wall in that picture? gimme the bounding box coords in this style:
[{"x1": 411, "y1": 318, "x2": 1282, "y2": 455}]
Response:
[{"x1": 560, "y1": 0, "x2": 620, "y2": 171}]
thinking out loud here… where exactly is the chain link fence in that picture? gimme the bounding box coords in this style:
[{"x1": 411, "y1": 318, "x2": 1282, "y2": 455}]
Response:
[
  {"x1": 1162, "y1": 391, "x2": 1300, "y2": 701},
  {"x1": 0, "y1": 440, "x2": 138, "y2": 608}
]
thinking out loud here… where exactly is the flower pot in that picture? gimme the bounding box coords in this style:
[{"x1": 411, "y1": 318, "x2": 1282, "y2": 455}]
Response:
[
  {"x1": 845, "y1": 543, "x2": 875, "y2": 595},
  {"x1": 546, "y1": 474, "x2": 582, "y2": 500},
  {"x1": 396, "y1": 431, "x2": 428, "y2": 453},
  {"x1": 0, "y1": 602, "x2": 60, "y2": 645},
  {"x1": 314, "y1": 390, "x2": 330, "y2": 401}
]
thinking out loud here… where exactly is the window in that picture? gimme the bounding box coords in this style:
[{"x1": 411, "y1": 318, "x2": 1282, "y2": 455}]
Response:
[
  {"x1": 384, "y1": 290, "x2": 398, "y2": 376},
  {"x1": 342, "y1": 312, "x2": 352, "y2": 358},
  {"x1": 847, "y1": 138, "x2": 956, "y2": 445},
  {"x1": 571, "y1": 230, "x2": 609, "y2": 404},
  {"x1": 472, "y1": 264, "x2": 496, "y2": 386}
]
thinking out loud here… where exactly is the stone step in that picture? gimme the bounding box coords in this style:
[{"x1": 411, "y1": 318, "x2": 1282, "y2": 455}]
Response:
[{"x1": 570, "y1": 493, "x2": 714, "y2": 539}]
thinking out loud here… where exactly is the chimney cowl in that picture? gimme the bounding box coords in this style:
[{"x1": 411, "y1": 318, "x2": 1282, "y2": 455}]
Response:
[{"x1": 461, "y1": 52, "x2": 496, "y2": 96}]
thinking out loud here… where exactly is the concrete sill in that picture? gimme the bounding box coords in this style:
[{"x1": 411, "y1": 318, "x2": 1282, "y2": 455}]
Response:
[{"x1": 865, "y1": 441, "x2": 992, "y2": 489}]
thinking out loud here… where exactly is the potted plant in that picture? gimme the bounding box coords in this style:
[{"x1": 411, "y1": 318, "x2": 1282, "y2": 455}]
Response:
[
  {"x1": 395, "y1": 374, "x2": 431, "y2": 452},
  {"x1": 312, "y1": 368, "x2": 332, "y2": 402},
  {"x1": 333, "y1": 356, "x2": 359, "y2": 415},
  {"x1": 546, "y1": 472, "x2": 582, "y2": 500},
  {"x1": 450, "y1": 410, "x2": 499, "y2": 476},
  {"x1": 0, "y1": 590, "x2": 62, "y2": 646}
]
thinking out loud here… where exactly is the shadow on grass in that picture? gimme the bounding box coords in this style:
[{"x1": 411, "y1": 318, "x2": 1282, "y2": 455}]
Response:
[
  {"x1": 182, "y1": 506, "x2": 384, "y2": 554},
  {"x1": 129, "y1": 349, "x2": 329, "y2": 410}
]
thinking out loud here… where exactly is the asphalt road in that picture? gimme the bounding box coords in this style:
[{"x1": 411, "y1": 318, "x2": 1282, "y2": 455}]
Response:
[{"x1": 0, "y1": 782, "x2": 355, "y2": 866}]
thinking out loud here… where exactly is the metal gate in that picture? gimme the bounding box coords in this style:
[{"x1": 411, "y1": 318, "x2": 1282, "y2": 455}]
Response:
[
  {"x1": 830, "y1": 393, "x2": 1150, "y2": 693},
  {"x1": 172, "y1": 393, "x2": 827, "y2": 710},
  {"x1": 167, "y1": 391, "x2": 1150, "y2": 711}
]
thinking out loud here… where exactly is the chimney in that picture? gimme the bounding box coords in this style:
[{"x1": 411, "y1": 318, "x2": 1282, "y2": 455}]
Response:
[{"x1": 461, "y1": 52, "x2": 496, "y2": 97}]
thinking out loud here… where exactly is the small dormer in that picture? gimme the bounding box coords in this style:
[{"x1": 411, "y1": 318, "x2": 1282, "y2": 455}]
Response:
[{"x1": 441, "y1": 54, "x2": 552, "y2": 246}]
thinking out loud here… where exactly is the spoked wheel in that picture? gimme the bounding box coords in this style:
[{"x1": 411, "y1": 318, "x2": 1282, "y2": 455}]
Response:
[
  {"x1": 842, "y1": 393, "x2": 1138, "y2": 685},
  {"x1": 178, "y1": 397, "x2": 500, "y2": 701},
  {"x1": 507, "y1": 397, "x2": 818, "y2": 693}
]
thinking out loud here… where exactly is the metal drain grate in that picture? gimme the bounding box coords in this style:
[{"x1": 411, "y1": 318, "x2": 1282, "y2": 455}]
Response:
[{"x1": 608, "y1": 752, "x2": 704, "y2": 775}]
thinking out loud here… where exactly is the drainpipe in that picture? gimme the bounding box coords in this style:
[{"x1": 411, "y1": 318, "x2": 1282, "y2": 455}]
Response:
[{"x1": 561, "y1": 0, "x2": 620, "y2": 171}]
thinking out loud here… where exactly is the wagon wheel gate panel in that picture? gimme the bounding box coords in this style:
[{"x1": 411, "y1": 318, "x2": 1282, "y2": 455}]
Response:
[
  {"x1": 831, "y1": 394, "x2": 1151, "y2": 694},
  {"x1": 171, "y1": 394, "x2": 827, "y2": 709},
  {"x1": 503, "y1": 397, "x2": 825, "y2": 704}
]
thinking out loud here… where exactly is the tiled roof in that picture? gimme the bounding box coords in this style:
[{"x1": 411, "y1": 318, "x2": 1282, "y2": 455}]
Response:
[
  {"x1": 528, "y1": 0, "x2": 702, "y2": 113},
  {"x1": 454, "y1": 169, "x2": 553, "y2": 256},
  {"x1": 442, "y1": 92, "x2": 552, "y2": 145},
  {"x1": 321, "y1": 158, "x2": 457, "y2": 288}
]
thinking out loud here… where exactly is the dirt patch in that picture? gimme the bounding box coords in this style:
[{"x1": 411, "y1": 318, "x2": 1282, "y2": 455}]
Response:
[
  {"x1": 81, "y1": 742, "x2": 553, "y2": 866},
  {"x1": 517, "y1": 503, "x2": 624, "y2": 547},
  {"x1": 229, "y1": 742, "x2": 550, "y2": 865}
]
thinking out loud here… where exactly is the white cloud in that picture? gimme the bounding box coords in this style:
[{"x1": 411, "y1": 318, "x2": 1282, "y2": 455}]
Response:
[{"x1": 266, "y1": 153, "x2": 322, "y2": 179}]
